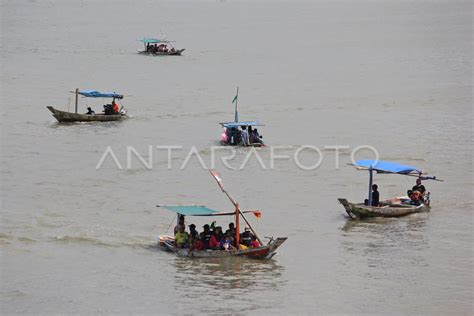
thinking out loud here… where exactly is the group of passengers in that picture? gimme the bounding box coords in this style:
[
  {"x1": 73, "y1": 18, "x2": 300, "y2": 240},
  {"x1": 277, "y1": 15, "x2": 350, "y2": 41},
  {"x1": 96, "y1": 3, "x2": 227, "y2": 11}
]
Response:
[
  {"x1": 173, "y1": 215, "x2": 261, "y2": 250},
  {"x1": 146, "y1": 43, "x2": 176, "y2": 53},
  {"x1": 365, "y1": 179, "x2": 428, "y2": 207},
  {"x1": 226, "y1": 126, "x2": 263, "y2": 146},
  {"x1": 86, "y1": 100, "x2": 120, "y2": 115}
]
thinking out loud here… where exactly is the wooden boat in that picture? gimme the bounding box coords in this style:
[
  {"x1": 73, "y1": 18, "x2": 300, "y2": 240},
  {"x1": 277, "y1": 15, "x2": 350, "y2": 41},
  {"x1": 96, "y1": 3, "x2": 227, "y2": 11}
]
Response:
[
  {"x1": 339, "y1": 160, "x2": 442, "y2": 219},
  {"x1": 219, "y1": 87, "x2": 266, "y2": 147},
  {"x1": 157, "y1": 170, "x2": 287, "y2": 259},
  {"x1": 138, "y1": 38, "x2": 185, "y2": 56},
  {"x1": 338, "y1": 198, "x2": 430, "y2": 219},
  {"x1": 47, "y1": 89, "x2": 127, "y2": 123}
]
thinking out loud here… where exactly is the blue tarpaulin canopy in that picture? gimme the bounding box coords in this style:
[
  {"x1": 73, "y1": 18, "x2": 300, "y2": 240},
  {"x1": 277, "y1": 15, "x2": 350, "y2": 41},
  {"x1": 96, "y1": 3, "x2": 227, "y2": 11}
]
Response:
[
  {"x1": 353, "y1": 159, "x2": 421, "y2": 174},
  {"x1": 220, "y1": 121, "x2": 264, "y2": 128},
  {"x1": 161, "y1": 205, "x2": 220, "y2": 216},
  {"x1": 140, "y1": 38, "x2": 169, "y2": 44},
  {"x1": 78, "y1": 90, "x2": 123, "y2": 99}
]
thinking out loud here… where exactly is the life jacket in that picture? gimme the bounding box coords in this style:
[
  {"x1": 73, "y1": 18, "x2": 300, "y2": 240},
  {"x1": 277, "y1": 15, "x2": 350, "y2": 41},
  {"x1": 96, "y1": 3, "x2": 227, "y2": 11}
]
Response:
[{"x1": 200, "y1": 231, "x2": 212, "y2": 247}]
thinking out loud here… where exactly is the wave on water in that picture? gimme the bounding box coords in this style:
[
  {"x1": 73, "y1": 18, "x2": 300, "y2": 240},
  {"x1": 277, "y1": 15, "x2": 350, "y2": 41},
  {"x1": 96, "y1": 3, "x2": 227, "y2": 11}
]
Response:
[{"x1": 52, "y1": 235, "x2": 154, "y2": 250}]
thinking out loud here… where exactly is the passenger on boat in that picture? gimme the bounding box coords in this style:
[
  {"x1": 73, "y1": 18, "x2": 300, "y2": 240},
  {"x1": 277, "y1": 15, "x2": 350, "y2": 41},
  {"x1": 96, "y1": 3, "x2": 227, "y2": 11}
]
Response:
[
  {"x1": 208, "y1": 233, "x2": 220, "y2": 250},
  {"x1": 228, "y1": 128, "x2": 241, "y2": 145},
  {"x1": 200, "y1": 224, "x2": 212, "y2": 249},
  {"x1": 250, "y1": 236, "x2": 260, "y2": 248},
  {"x1": 220, "y1": 232, "x2": 235, "y2": 250},
  {"x1": 250, "y1": 128, "x2": 263, "y2": 144},
  {"x1": 412, "y1": 178, "x2": 426, "y2": 196},
  {"x1": 103, "y1": 104, "x2": 115, "y2": 115},
  {"x1": 409, "y1": 190, "x2": 423, "y2": 206},
  {"x1": 170, "y1": 47, "x2": 176, "y2": 53},
  {"x1": 240, "y1": 227, "x2": 253, "y2": 247},
  {"x1": 174, "y1": 226, "x2": 189, "y2": 248},
  {"x1": 174, "y1": 215, "x2": 185, "y2": 235},
  {"x1": 190, "y1": 236, "x2": 205, "y2": 251},
  {"x1": 86, "y1": 107, "x2": 95, "y2": 115},
  {"x1": 365, "y1": 184, "x2": 380, "y2": 206},
  {"x1": 188, "y1": 224, "x2": 199, "y2": 241},
  {"x1": 225, "y1": 223, "x2": 236, "y2": 240},
  {"x1": 112, "y1": 101, "x2": 119, "y2": 114},
  {"x1": 213, "y1": 226, "x2": 224, "y2": 241},
  {"x1": 240, "y1": 126, "x2": 250, "y2": 146}
]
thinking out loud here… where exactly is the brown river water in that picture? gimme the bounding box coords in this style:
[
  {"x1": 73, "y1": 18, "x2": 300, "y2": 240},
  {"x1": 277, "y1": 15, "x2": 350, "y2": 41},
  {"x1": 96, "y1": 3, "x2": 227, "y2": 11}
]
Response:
[{"x1": 1, "y1": 0, "x2": 472, "y2": 314}]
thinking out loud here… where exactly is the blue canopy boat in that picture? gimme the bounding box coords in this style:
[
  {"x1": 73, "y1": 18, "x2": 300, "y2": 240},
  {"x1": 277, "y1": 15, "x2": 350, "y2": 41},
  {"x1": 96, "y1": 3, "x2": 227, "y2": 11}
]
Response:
[
  {"x1": 138, "y1": 37, "x2": 185, "y2": 56},
  {"x1": 157, "y1": 170, "x2": 287, "y2": 259},
  {"x1": 47, "y1": 89, "x2": 127, "y2": 123},
  {"x1": 338, "y1": 159, "x2": 443, "y2": 219},
  {"x1": 219, "y1": 87, "x2": 266, "y2": 147}
]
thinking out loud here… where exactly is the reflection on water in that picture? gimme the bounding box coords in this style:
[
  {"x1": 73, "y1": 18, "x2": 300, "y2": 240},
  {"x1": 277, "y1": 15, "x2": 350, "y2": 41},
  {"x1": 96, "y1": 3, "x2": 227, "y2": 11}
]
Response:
[{"x1": 171, "y1": 256, "x2": 286, "y2": 314}]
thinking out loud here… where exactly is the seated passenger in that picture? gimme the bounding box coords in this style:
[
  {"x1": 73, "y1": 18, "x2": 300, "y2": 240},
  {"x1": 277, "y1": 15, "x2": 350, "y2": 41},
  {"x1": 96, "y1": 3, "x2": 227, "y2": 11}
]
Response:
[
  {"x1": 409, "y1": 190, "x2": 423, "y2": 206},
  {"x1": 200, "y1": 224, "x2": 212, "y2": 249},
  {"x1": 86, "y1": 107, "x2": 95, "y2": 115},
  {"x1": 103, "y1": 104, "x2": 114, "y2": 115},
  {"x1": 188, "y1": 223, "x2": 198, "y2": 241},
  {"x1": 240, "y1": 126, "x2": 250, "y2": 146},
  {"x1": 239, "y1": 227, "x2": 253, "y2": 247},
  {"x1": 220, "y1": 232, "x2": 235, "y2": 250},
  {"x1": 250, "y1": 236, "x2": 260, "y2": 248},
  {"x1": 190, "y1": 236, "x2": 205, "y2": 251},
  {"x1": 252, "y1": 129, "x2": 263, "y2": 144},
  {"x1": 112, "y1": 101, "x2": 119, "y2": 114},
  {"x1": 208, "y1": 233, "x2": 220, "y2": 250},
  {"x1": 174, "y1": 226, "x2": 189, "y2": 248},
  {"x1": 213, "y1": 226, "x2": 224, "y2": 242}
]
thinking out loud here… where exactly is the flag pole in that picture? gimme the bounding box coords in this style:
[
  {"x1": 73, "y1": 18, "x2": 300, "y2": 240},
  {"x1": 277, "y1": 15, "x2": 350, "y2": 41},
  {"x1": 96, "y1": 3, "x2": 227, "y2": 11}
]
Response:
[{"x1": 234, "y1": 86, "x2": 239, "y2": 122}]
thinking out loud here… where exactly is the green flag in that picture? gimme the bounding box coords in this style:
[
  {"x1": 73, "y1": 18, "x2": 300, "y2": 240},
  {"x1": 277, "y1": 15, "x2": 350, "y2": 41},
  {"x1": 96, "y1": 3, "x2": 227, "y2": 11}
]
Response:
[{"x1": 232, "y1": 94, "x2": 238, "y2": 103}]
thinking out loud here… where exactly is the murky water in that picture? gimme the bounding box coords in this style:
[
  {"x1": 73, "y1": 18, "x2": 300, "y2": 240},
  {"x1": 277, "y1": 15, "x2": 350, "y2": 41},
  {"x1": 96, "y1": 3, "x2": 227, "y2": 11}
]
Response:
[{"x1": 1, "y1": 0, "x2": 472, "y2": 314}]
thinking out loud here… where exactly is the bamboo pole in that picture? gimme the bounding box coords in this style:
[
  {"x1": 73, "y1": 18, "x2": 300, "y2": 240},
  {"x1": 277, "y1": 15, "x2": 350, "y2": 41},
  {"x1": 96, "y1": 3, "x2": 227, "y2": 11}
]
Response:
[{"x1": 74, "y1": 88, "x2": 79, "y2": 113}]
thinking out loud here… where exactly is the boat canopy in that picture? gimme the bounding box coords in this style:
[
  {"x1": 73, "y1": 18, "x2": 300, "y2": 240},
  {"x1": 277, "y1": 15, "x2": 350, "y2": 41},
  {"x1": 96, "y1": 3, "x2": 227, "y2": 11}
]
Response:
[
  {"x1": 140, "y1": 38, "x2": 169, "y2": 44},
  {"x1": 220, "y1": 121, "x2": 265, "y2": 128},
  {"x1": 78, "y1": 90, "x2": 123, "y2": 99},
  {"x1": 353, "y1": 159, "x2": 421, "y2": 174},
  {"x1": 160, "y1": 205, "x2": 221, "y2": 216}
]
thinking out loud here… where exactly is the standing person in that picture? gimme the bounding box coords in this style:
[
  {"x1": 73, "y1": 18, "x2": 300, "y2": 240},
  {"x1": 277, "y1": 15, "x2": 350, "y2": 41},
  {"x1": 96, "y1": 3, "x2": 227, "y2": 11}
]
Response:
[
  {"x1": 412, "y1": 178, "x2": 426, "y2": 196},
  {"x1": 371, "y1": 184, "x2": 380, "y2": 206},
  {"x1": 174, "y1": 215, "x2": 185, "y2": 235},
  {"x1": 240, "y1": 126, "x2": 250, "y2": 146}
]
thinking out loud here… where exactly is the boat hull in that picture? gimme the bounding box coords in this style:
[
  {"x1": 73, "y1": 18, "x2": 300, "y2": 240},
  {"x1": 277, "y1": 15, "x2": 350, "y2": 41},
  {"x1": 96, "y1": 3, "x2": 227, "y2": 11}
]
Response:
[
  {"x1": 159, "y1": 235, "x2": 287, "y2": 259},
  {"x1": 219, "y1": 140, "x2": 265, "y2": 147},
  {"x1": 47, "y1": 106, "x2": 125, "y2": 123},
  {"x1": 338, "y1": 198, "x2": 430, "y2": 219},
  {"x1": 138, "y1": 49, "x2": 185, "y2": 56}
]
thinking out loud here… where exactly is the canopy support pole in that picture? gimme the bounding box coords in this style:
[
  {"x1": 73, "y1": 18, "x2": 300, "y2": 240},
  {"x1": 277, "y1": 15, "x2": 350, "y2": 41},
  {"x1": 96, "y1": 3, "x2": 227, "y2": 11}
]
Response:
[
  {"x1": 239, "y1": 209, "x2": 263, "y2": 246},
  {"x1": 74, "y1": 88, "x2": 79, "y2": 114},
  {"x1": 235, "y1": 204, "x2": 240, "y2": 246},
  {"x1": 234, "y1": 86, "x2": 239, "y2": 122},
  {"x1": 368, "y1": 167, "x2": 373, "y2": 206}
]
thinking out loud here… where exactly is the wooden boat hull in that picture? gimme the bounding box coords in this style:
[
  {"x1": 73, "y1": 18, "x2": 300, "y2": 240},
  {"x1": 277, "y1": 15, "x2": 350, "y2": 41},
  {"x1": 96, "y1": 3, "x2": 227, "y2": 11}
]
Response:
[
  {"x1": 219, "y1": 140, "x2": 265, "y2": 147},
  {"x1": 338, "y1": 198, "x2": 430, "y2": 219},
  {"x1": 138, "y1": 49, "x2": 185, "y2": 56},
  {"x1": 47, "y1": 106, "x2": 125, "y2": 123},
  {"x1": 159, "y1": 235, "x2": 287, "y2": 259}
]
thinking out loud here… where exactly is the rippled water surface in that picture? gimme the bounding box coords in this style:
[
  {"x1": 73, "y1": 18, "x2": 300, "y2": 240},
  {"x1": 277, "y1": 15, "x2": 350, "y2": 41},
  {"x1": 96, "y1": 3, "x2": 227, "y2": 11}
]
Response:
[{"x1": 1, "y1": 0, "x2": 472, "y2": 314}]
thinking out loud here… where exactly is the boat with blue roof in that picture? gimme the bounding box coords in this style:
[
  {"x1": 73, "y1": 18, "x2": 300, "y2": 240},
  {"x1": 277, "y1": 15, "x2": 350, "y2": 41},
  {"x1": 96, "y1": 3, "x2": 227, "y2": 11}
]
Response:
[
  {"x1": 138, "y1": 37, "x2": 185, "y2": 56},
  {"x1": 219, "y1": 87, "x2": 266, "y2": 147},
  {"x1": 338, "y1": 159, "x2": 443, "y2": 219},
  {"x1": 47, "y1": 89, "x2": 128, "y2": 123}
]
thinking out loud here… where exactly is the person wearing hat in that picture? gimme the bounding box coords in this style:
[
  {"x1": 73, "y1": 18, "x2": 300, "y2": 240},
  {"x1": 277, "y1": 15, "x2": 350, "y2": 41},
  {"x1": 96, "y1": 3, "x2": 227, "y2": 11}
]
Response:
[
  {"x1": 200, "y1": 224, "x2": 212, "y2": 249},
  {"x1": 239, "y1": 226, "x2": 253, "y2": 247}
]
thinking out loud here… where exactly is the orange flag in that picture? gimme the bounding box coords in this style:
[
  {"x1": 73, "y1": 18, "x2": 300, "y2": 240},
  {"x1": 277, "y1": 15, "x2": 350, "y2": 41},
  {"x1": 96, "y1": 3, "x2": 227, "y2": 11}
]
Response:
[{"x1": 252, "y1": 210, "x2": 262, "y2": 219}]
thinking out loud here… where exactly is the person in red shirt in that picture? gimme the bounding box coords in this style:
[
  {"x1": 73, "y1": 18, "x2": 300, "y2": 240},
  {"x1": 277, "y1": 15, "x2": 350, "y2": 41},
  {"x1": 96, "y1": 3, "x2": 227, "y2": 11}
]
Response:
[
  {"x1": 208, "y1": 234, "x2": 220, "y2": 250},
  {"x1": 112, "y1": 100, "x2": 119, "y2": 113},
  {"x1": 250, "y1": 236, "x2": 260, "y2": 248},
  {"x1": 190, "y1": 237, "x2": 205, "y2": 251}
]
